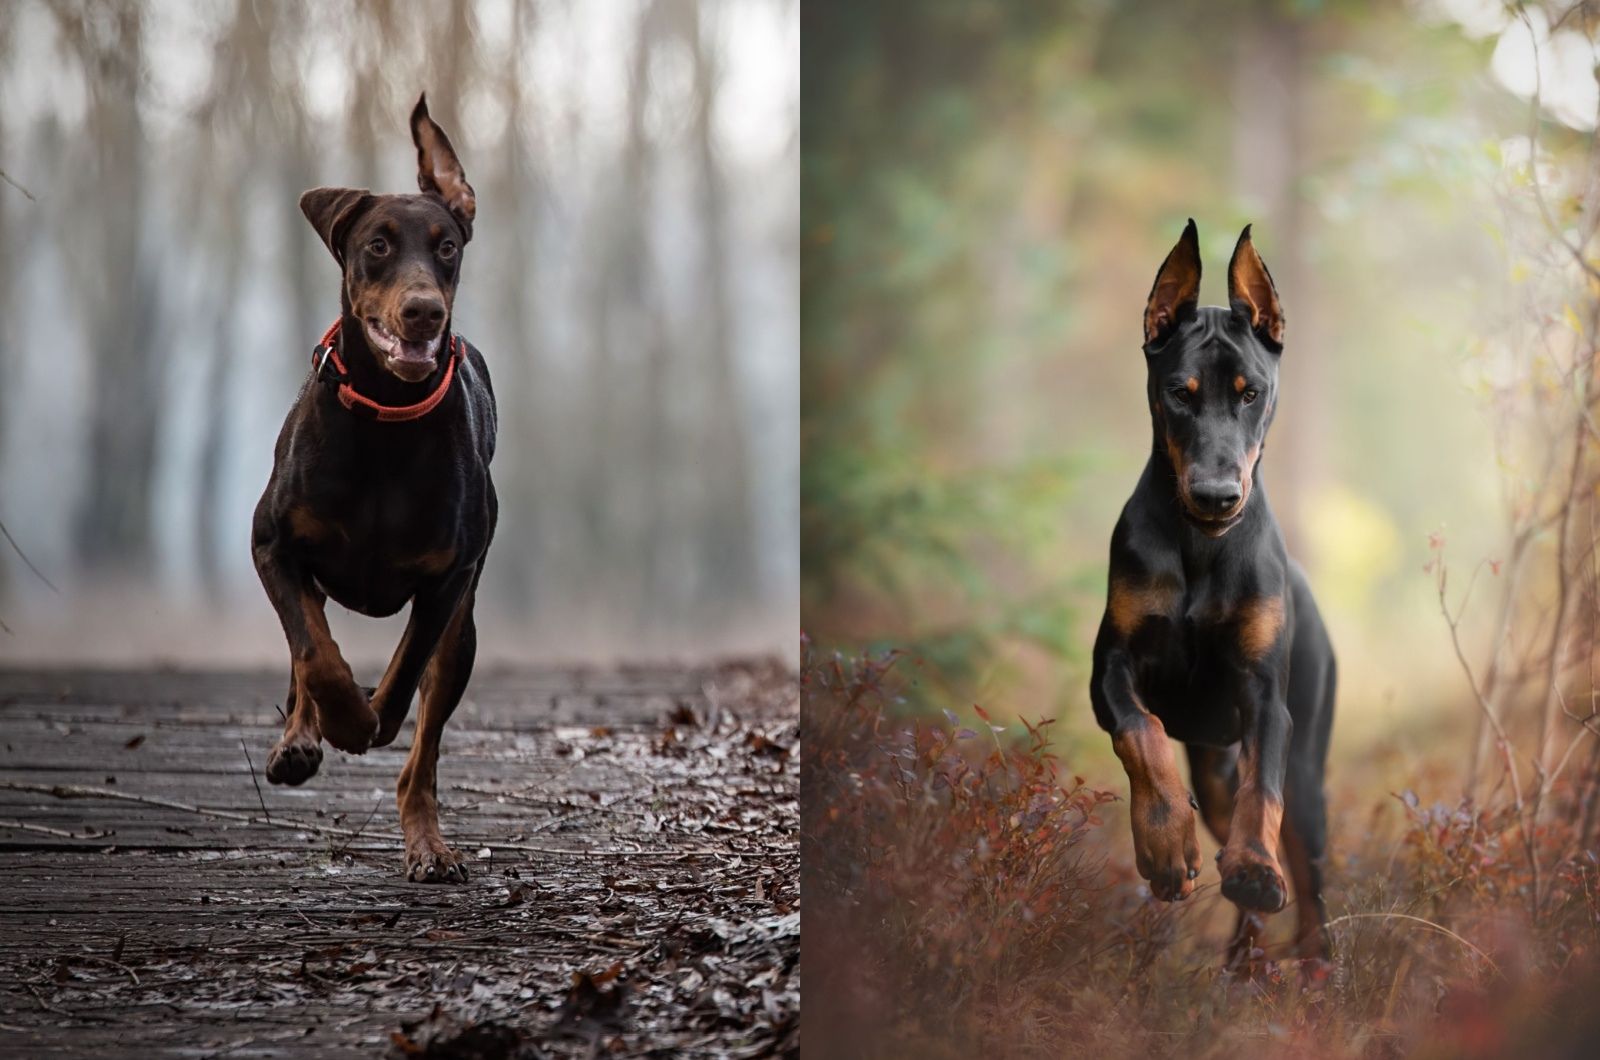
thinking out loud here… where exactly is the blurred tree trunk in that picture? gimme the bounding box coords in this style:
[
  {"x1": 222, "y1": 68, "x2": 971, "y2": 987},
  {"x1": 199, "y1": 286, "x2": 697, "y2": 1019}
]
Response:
[
  {"x1": 583, "y1": 0, "x2": 666, "y2": 631},
  {"x1": 432, "y1": 0, "x2": 472, "y2": 134},
  {"x1": 1232, "y1": 8, "x2": 1319, "y2": 558},
  {"x1": 287, "y1": 105, "x2": 324, "y2": 384},
  {"x1": 0, "y1": 8, "x2": 12, "y2": 597},
  {"x1": 685, "y1": 0, "x2": 756, "y2": 611},
  {"x1": 631, "y1": 0, "x2": 683, "y2": 622},
  {"x1": 349, "y1": 1, "x2": 391, "y2": 193},
  {"x1": 74, "y1": 4, "x2": 162, "y2": 573},
  {"x1": 494, "y1": 0, "x2": 543, "y2": 612},
  {"x1": 195, "y1": 0, "x2": 275, "y2": 591},
  {"x1": 195, "y1": 201, "x2": 245, "y2": 592}
]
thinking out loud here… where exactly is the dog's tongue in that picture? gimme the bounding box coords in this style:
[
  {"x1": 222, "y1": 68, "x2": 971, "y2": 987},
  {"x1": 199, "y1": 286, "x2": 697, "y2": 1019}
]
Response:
[{"x1": 392, "y1": 339, "x2": 435, "y2": 365}]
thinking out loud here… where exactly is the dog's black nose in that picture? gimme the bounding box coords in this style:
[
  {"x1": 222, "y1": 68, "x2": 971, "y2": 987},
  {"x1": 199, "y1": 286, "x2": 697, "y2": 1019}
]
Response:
[
  {"x1": 401, "y1": 294, "x2": 447, "y2": 331},
  {"x1": 1190, "y1": 480, "x2": 1242, "y2": 516}
]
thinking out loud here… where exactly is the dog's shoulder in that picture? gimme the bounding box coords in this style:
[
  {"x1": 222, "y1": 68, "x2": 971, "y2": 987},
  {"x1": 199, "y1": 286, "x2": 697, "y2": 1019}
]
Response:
[{"x1": 457, "y1": 339, "x2": 497, "y2": 464}]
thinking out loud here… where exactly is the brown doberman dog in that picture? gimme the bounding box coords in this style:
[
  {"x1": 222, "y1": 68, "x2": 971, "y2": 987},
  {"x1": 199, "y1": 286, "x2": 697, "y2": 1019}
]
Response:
[
  {"x1": 1090, "y1": 221, "x2": 1336, "y2": 967},
  {"x1": 252, "y1": 94, "x2": 496, "y2": 884}
]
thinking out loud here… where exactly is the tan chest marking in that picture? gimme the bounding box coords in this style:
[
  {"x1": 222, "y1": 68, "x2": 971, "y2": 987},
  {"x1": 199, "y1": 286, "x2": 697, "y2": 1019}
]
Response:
[
  {"x1": 1108, "y1": 576, "x2": 1180, "y2": 638},
  {"x1": 1236, "y1": 595, "x2": 1285, "y2": 661}
]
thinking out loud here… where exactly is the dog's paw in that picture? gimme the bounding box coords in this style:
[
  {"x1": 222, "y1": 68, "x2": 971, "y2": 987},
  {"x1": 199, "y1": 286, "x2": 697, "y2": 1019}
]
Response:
[
  {"x1": 404, "y1": 836, "x2": 470, "y2": 884},
  {"x1": 265, "y1": 737, "x2": 322, "y2": 786},
  {"x1": 1131, "y1": 792, "x2": 1202, "y2": 901},
  {"x1": 1220, "y1": 853, "x2": 1287, "y2": 913},
  {"x1": 312, "y1": 684, "x2": 379, "y2": 755}
]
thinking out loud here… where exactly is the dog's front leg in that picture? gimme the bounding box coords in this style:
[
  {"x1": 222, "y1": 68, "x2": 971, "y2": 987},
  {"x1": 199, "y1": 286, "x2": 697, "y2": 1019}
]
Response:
[
  {"x1": 252, "y1": 520, "x2": 377, "y2": 755},
  {"x1": 1093, "y1": 646, "x2": 1202, "y2": 901},
  {"x1": 265, "y1": 670, "x2": 323, "y2": 786},
  {"x1": 1218, "y1": 600, "x2": 1292, "y2": 913}
]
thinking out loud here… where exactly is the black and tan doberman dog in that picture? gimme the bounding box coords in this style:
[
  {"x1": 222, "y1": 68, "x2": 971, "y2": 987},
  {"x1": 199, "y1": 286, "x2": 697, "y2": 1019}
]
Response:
[
  {"x1": 1090, "y1": 220, "x2": 1335, "y2": 966},
  {"x1": 252, "y1": 94, "x2": 496, "y2": 884}
]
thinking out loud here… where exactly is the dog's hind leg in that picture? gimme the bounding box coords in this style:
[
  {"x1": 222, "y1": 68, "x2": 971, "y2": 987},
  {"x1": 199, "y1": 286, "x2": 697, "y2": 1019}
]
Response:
[
  {"x1": 1225, "y1": 909, "x2": 1269, "y2": 975},
  {"x1": 1186, "y1": 744, "x2": 1238, "y2": 846},
  {"x1": 266, "y1": 671, "x2": 323, "y2": 786},
  {"x1": 1282, "y1": 790, "x2": 1329, "y2": 960},
  {"x1": 1191, "y1": 744, "x2": 1271, "y2": 974},
  {"x1": 1284, "y1": 596, "x2": 1336, "y2": 962},
  {"x1": 369, "y1": 569, "x2": 474, "y2": 749},
  {"x1": 396, "y1": 578, "x2": 478, "y2": 883},
  {"x1": 1283, "y1": 673, "x2": 1334, "y2": 961}
]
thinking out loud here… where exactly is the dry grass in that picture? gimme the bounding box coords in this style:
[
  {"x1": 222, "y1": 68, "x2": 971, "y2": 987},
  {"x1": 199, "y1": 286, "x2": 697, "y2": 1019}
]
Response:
[{"x1": 802, "y1": 643, "x2": 1600, "y2": 1059}]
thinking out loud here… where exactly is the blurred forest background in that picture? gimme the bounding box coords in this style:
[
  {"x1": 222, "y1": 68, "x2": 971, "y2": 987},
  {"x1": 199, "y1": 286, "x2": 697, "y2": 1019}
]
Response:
[
  {"x1": 0, "y1": 0, "x2": 797, "y2": 666},
  {"x1": 806, "y1": 1, "x2": 1600, "y2": 1053},
  {"x1": 806, "y1": 0, "x2": 1579, "y2": 759}
]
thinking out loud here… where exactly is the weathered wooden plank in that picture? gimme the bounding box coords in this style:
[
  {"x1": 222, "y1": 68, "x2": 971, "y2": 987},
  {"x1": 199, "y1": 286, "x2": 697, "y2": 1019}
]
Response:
[{"x1": 0, "y1": 663, "x2": 799, "y2": 1057}]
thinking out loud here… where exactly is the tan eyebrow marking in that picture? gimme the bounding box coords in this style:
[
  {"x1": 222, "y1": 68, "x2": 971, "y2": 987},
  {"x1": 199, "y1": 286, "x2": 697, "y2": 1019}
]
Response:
[
  {"x1": 1235, "y1": 375, "x2": 1247, "y2": 393},
  {"x1": 1185, "y1": 377, "x2": 1199, "y2": 393}
]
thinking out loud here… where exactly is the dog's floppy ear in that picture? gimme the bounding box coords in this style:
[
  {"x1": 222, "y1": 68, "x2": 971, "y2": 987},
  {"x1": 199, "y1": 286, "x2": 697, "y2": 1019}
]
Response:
[
  {"x1": 1227, "y1": 224, "x2": 1285, "y2": 349},
  {"x1": 411, "y1": 92, "x2": 476, "y2": 241},
  {"x1": 1144, "y1": 219, "x2": 1203, "y2": 347},
  {"x1": 300, "y1": 187, "x2": 374, "y2": 266}
]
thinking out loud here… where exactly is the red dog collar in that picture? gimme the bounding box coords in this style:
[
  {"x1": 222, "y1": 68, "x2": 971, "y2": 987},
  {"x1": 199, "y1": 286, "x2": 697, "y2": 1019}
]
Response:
[{"x1": 313, "y1": 318, "x2": 463, "y2": 423}]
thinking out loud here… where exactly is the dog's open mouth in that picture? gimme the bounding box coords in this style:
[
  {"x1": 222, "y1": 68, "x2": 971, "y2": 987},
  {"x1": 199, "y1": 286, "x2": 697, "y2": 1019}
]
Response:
[{"x1": 365, "y1": 318, "x2": 442, "y2": 382}]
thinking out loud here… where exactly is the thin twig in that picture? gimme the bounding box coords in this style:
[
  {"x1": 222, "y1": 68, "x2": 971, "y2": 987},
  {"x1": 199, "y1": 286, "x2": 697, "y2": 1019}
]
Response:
[
  {"x1": 0, "y1": 517, "x2": 58, "y2": 594},
  {"x1": 0, "y1": 167, "x2": 34, "y2": 201},
  {"x1": 0, "y1": 818, "x2": 113, "y2": 840},
  {"x1": 329, "y1": 795, "x2": 383, "y2": 860},
  {"x1": 1435, "y1": 546, "x2": 1540, "y2": 915},
  {"x1": 1325, "y1": 912, "x2": 1504, "y2": 980},
  {"x1": 1514, "y1": 3, "x2": 1600, "y2": 284},
  {"x1": 240, "y1": 739, "x2": 270, "y2": 824},
  {"x1": 68, "y1": 954, "x2": 140, "y2": 987}
]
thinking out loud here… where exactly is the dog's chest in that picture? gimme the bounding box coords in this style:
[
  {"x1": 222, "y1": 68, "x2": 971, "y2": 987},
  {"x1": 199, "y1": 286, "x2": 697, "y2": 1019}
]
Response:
[
  {"x1": 290, "y1": 441, "x2": 468, "y2": 616},
  {"x1": 1129, "y1": 590, "x2": 1245, "y2": 746}
]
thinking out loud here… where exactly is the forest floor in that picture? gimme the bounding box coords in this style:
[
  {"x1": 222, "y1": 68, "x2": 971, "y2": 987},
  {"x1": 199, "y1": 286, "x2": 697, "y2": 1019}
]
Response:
[
  {"x1": 804, "y1": 648, "x2": 1600, "y2": 1059},
  {"x1": 0, "y1": 661, "x2": 798, "y2": 1058}
]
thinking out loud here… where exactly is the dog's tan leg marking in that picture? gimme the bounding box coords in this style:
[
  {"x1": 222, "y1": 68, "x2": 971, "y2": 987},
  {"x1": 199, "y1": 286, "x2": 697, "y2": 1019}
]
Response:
[
  {"x1": 1114, "y1": 712, "x2": 1202, "y2": 901},
  {"x1": 396, "y1": 589, "x2": 475, "y2": 884},
  {"x1": 1218, "y1": 739, "x2": 1287, "y2": 913}
]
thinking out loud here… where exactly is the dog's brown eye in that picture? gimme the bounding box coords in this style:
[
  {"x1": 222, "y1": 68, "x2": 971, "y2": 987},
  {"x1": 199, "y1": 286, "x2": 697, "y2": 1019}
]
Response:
[
  {"x1": 367, "y1": 237, "x2": 389, "y2": 256},
  {"x1": 438, "y1": 240, "x2": 457, "y2": 260},
  {"x1": 1242, "y1": 388, "x2": 1259, "y2": 404},
  {"x1": 1170, "y1": 388, "x2": 1191, "y2": 407}
]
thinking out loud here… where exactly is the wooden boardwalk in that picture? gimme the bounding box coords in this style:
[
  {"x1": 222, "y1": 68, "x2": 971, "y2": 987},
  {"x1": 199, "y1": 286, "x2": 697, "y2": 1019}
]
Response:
[{"x1": 0, "y1": 662, "x2": 799, "y2": 1058}]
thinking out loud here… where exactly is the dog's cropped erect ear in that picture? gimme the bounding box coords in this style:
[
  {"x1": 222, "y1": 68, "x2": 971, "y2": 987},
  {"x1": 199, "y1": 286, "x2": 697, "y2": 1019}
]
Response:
[
  {"x1": 411, "y1": 93, "x2": 476, "y2": 241},
  {"x1": 300, "y1": 187, "x2": 375, "y2": 266},
  {"x1": 1143, "y1": 219, "x2": 1203, "y2": 347},
  {"x1": 1228, "y1": 224, "x2": 1285, "y2": 349}
]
